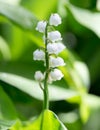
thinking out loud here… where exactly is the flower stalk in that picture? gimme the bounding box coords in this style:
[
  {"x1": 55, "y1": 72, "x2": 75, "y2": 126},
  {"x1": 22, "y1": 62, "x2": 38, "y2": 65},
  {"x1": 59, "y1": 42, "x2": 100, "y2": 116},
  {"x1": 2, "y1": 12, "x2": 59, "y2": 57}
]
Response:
[
  {"x1": 43, "y1": 23, "x2": 49, "y2": 109},
  {"x1": 33, "y1": 13, "x2": 66, "y2": 111}
]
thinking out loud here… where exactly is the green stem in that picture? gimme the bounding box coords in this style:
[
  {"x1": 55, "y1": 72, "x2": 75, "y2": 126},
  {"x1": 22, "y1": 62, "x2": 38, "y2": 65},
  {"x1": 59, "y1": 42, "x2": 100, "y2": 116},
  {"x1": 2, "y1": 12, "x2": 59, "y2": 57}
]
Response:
[{"x1": 43, "y1": 23, "x2": 49, "y2": 110}]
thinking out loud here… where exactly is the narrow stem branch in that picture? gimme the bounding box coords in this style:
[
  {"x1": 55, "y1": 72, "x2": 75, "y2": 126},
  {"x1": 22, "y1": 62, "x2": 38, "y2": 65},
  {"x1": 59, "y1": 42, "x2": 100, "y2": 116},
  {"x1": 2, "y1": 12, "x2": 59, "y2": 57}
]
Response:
[
  {"x1": 43, "y1": 23, "x2": 49, "y2": 110},
  {"x1": 39, "y1": 82, "x2": 44, "y2": 91}
]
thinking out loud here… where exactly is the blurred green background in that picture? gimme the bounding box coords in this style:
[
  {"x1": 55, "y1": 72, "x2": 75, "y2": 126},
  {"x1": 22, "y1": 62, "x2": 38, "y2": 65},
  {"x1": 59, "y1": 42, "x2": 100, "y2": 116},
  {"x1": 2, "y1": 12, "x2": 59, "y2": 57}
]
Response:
[{"x1": 0, "y1": 0, "x2": 100, "y2": 130}]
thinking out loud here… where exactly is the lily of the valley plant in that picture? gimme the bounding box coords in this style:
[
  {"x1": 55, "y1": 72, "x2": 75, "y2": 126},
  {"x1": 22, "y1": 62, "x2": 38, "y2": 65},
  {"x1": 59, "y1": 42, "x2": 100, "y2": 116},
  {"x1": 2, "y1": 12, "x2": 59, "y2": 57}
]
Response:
[{"x1": 33, "y1": 13, "x2": 66, "y2": 110}]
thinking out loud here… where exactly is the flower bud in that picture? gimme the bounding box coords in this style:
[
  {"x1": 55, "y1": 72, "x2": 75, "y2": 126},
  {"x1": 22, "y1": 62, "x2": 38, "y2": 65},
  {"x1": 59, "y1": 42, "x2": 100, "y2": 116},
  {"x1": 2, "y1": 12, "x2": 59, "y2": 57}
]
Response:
[
  {"x1": 49, "y1": 13, "x2": 61, "y2": 26},
  {"x1": 34, "y1": 71, "x2": 44, "y2": 81},
  {"x1": 33, "y1": 49, "x2": 45, "y2": 61},
  {"x1": 49, "y1": 56, "x2": 65, "y2": 67},
  {"x1": 49, "y1": 69, "x2": 64, "y2": 81},
  {"x1": 36, "y1": 21, "x2": 47, "y2": 33},
  {"x1": 48, "y1": 31, "x2": 62, "y2": 42}
]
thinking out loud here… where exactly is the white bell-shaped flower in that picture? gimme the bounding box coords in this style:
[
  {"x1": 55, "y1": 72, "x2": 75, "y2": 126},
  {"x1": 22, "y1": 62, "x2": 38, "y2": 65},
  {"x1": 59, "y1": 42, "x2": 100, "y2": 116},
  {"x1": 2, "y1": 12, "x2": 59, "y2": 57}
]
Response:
[
  {"x1": 49, "y1": 56, "x2": 65, "y2": 67},
  {"x1": 33, "y1": 49, "x2": 45, "y2": 61},
  {"x1": 48, "y1": 31, "x2": 62, "y2": 42},
  {"x1": 34, "y1": 71, "x2": 44, "y2": 81},
  {"x1": 47, "y1": 43, "x2": 58, "y2": 54},
  {"x1": 36, "y1": 21, "x2": 47, "y2": 33},
  {"x1": 49, "y1": 13, "x2": 61, "y2": 26},
  {"x1": 47, "y1": 42, "x2": 65, "y2": 55},
  {"x1": 49, "y1": 69, "x2": 64, "y2": 81}
]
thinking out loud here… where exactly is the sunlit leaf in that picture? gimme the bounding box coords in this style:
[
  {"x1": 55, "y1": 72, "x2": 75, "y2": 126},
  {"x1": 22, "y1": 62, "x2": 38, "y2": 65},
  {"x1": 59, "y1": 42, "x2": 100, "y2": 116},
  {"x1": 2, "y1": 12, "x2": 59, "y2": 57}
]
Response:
[
  {"x1": 80, "y1": 94, "x2": 100, "y2": 125},
  {"x1": 83, "y1": 94, "x2": 100, "y2": 130},
  {"x1": 9, "y1": 110, "x2": 68, "y2": 130},
  {"x1": 23, "y1": 110, "x2": 67, "y2": 130},
  {"x1": 66, "y1": 2, "x2": 100, "y2": 37},
  {"x1": 0, "y1": 86, "x2": 17, "y2": 120},
  {"x1": 88, "y1": 48, "x2": 100, "y2": 82},
  {"x1": 58, "y1": 0, "x2": 67, "y2": 18},
  {"x1": 73, "y1": 61, "x2": 90, "y2": 88},
  {"x1": 79, "y1": 94, "x2": 90, "y2": 123},
  {"x1": 10, "y1": 26, "x2": 28, "y2": 60},
  {"x1": 0, "y1": 1, "x2": 38, "y2": 31},
  {"x1": 0, "y1": 119, "x2": 16, "y2": 130},
  {"x1": 59, "y1": 111, "x2": 79, "y2": 124},
  {"x1": 58, "y1": 111, "x2": 82, "y2": 130},
  {"x1": 0, "y1": 0, "x2": 20, "y2": 5},
  {"x1": 96, "y1": 0, "x2": 100, "y2": 11},
  {"x1": 60, "y1": 50, "x2": 90, "y2": 92},
  {"x1": 0, "y1": 36, "x2": 11, "y2": 60},
  {"x1": 0, "y1": 72, "x2": 79, "y2": 101},
  {"x1": 10, "y1": 120, "x2": 23, "y2": 130},
  {"x1": 25, "y1": 0, "x2": 58, "y2": 19}
]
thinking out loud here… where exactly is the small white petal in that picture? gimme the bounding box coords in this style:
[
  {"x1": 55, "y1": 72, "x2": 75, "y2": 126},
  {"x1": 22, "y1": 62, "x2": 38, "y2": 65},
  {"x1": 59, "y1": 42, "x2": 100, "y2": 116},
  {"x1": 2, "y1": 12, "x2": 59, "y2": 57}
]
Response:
[
  {"x1": 33, "y1": 49, "x2": 45, "y2": 61},
  {"x1": 49, "y1": 56, "x2": 65, "y2": 67},
  {"x1": 48, "y1": 75, "x2": 53, "y2": 83},
  {"x1": 36, "y1": 21, "x2": 47, "y2": 33},
  {"x1": 49, "y1": 69, "x2": 64, "y2": 81},
  {"x1": 57, "y1": 42, "x2": 65, "y2": 53},
  {"x1": 49, "y1": 13, "x2": 62, "y2": 26},
  {"x1": 34, "y1": 71, "x2": 44, "y2": 81},
  {"x1": 47, "y1": 42, "x2": 65, "y2": 55},
  {"x1": 48, "y1": 31, "x2": 62, "y2": 42}
]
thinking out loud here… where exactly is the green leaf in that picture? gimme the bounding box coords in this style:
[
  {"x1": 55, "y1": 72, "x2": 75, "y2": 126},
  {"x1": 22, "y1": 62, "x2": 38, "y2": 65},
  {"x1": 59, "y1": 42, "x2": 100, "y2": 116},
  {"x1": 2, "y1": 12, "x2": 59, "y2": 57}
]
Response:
[
  {"x1": 0, "y1": 0, "x2": 20, "y2": 5},
  {"x1": 23, "y1": 110, "x2": 68, "y2": 130},
  {"x1": 80, "y1": 94, "x2": 100, "y2": 125},
  {"x1": 60, "y1": 50, "x2": 90, "y2": 92},
  {"x1": 96, "y1": 0, "x2": 100, "y2": 11},
  {"x1": 10, "y1": 26, "x2": 29, "y2": 60},
  {"x1": 0, "y1": 1, "x2": 38, "y2": 31},
  {"x1": 0, "y1": 86, "x2": 17, "y2": 120},
  {"x1": 9, "y1": 110, "x2": 68, "y2": 130},
  {"x1": 79, "y1": 94, "x2": 90, "y2": 123},
  {"x1": 73, "y1": 61, "x2": 90, "y2": 89},
  {"x1": 0, "y1": 72, "x2": 79, "y2": 101},
  {"x1": 58, "y1": 111, "x2": 82, "y2": 130},
  {"x1": 83, "y1": 94, "x2": 100, "y2": 130},
  {"x1": 66, "y1": 2, "x2": 100, "y2": 37},
  {"x1": 0, "y1": 119, "x2": 16, "y2": 130},
  {"x1": 25, "y1": 0, "x2": 58, "y2": 19},
  {"x1": 88, "y1": 48, "x2": 100, "y2": 82},
  {"x1": 10, "y1": 120, "x2": 23, "y2": 130},
  {"x1": 0, "y1": 36, "x2": 11, "y2": 61}
]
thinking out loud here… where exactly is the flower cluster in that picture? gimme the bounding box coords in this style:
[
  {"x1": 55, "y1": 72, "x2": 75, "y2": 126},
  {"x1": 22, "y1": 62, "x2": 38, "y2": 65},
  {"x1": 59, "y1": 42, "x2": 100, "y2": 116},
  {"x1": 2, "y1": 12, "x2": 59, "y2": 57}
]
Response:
[{"x1": 33, "y1": 13, "x2": 65, "y2": 83}]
